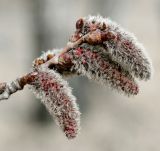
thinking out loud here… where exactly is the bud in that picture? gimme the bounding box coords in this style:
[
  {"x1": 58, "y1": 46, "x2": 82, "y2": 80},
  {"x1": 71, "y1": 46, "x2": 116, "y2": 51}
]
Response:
[{"x1": 32, "y1": 49, "x2": 63, "y2": 68}]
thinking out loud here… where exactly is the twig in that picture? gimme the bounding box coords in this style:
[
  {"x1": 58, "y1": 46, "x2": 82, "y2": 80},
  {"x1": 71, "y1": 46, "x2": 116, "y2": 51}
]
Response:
[
  {"x1": 41, "y1": 30, "x2": 109, "y2": 68},
  {"x1": 0, "y1": 72, "x2": 38, "y2": 100}
]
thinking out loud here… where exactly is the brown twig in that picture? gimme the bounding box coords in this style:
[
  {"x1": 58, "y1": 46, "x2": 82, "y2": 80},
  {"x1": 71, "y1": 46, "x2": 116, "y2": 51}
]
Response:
[
  {"x1": 41, "y1": 30, "x2": 109, "y2": 69},
  {"x1": 0, "y1": 72, "x2": 38, "y2": 100}
]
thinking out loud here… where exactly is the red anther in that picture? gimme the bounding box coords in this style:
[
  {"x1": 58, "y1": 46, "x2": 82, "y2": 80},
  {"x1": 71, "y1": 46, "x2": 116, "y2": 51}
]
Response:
[
  {"x1": 75, "y1": 48, "x2": 83, "y2": 56},
  {"x1": 122, "y1": 40, "x2": 133, "y2": 49}
]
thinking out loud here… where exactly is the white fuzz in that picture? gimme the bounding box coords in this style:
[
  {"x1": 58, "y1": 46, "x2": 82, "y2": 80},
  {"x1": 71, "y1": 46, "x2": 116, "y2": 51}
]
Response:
[
  {"x1": 30, "y1": 67, "x2": 80, "y2": 139},
  {"x1": 84, "y1": 15, "x2": 153, "y2": 80}
]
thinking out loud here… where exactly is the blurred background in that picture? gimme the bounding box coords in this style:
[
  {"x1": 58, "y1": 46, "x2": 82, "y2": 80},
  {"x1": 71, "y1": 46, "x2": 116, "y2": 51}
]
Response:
[{"x1": 0, "y1": 0, "x2": 160, "y2": 150}]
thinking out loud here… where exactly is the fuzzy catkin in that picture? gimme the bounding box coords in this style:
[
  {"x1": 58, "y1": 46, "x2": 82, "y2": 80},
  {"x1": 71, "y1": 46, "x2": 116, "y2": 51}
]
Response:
[
  {"x1": 30, "y1": 67, "x2": 80, "y2": 139},
  {"x1": 69, "y1": 45, "x2": 139, "y2": 96},
  {"x1": 78, "y1": 15, "x2": 152, "y2": 80}
]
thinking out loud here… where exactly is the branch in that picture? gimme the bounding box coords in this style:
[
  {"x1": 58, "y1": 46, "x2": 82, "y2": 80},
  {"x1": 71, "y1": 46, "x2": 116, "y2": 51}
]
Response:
[
  {"x1": 0, "y1": 72, "x2": 38, "y2": 100},
  {"x1": 0, "y1": 15, "x2": 153, "y2": 139}
]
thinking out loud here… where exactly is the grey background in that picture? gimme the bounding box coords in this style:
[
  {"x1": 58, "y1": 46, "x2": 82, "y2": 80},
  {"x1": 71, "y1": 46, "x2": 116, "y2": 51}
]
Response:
[{"x1": 0, "y1": 0, "x2": 160, "y2": 151}]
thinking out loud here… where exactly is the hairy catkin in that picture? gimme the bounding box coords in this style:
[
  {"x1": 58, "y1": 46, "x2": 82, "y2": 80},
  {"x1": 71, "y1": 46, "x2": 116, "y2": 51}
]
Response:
[
  {"x1": 82, "y1": 16, "x2": 152, "y2": 80},
  {"x1": 69, "y1": 46, "x2": 139, "y2": 96},
  {"x1": 30, "y1": 67, "x2": 80, "y2": 139}
]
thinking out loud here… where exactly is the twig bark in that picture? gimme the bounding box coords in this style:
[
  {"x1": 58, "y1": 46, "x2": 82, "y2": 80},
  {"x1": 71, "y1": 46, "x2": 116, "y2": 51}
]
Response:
[{"x1": 0, "y1": 72, "x2": 38, "y2": 100}]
